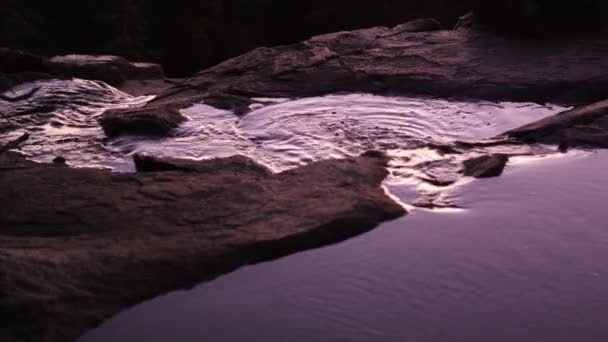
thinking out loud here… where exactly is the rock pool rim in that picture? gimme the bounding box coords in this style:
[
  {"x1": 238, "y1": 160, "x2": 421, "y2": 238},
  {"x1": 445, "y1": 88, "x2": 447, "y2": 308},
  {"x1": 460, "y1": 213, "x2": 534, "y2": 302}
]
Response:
[{"x1": 0, "y1": 150, "x2": 404, "y2": 342}]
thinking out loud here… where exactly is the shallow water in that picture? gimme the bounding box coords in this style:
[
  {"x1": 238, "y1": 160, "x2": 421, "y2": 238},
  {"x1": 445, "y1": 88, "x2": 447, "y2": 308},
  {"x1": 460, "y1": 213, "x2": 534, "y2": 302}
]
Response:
[
  {"x1": 1, "y1": 79, "x2": 153, "y2": 169},
  {"x1": 2, "y1": 81, "x2": 566, "y2": 172},
  {"x1": 110, "y1": 94, "x2": 566, "y2": 173},
  {"x1": 2, "y1": 80, "x2": 568, "y2": 206},
  {"x1": 80, "y1": 151, "x2": 608, "y2": 342},
  {"x1": 4, "y1": 79, "x2": 606, "y2": 341}
]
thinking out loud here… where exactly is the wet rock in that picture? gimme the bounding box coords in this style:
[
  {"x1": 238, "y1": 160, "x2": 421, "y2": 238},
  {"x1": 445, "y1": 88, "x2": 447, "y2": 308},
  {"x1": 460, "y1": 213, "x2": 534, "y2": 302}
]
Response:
[
  {"x1": 136, "y1": 20, "x2": 608, "y2": 120},
  {"x1": 0, "y1": 86, "x2": 40, "y2": 102},
  {"x1": 462, "y1": 154, "x2": 509, "y2": 178},
  {"x1": 385, "y1": 18, "x2": 443, "y2": 35},
  {"x1": 47, "y1": 55, "x2": 165, "y2": 86},
  {"x1": 360, "y1": 150, "x2": 389, "y2": 160},
  {"x1": 201, "y1": 92, "x2": 258, "y2": 115},
  {"x1": 425, "y1": 142, "x2": 461, "y2": 155},
  {"x1": 0, "y1": 49, "x2": 165, "y2": 91},
  {"x1": 52, "y1": 156, "x2": 66, "y2": 165},
  {"x1": 454, "y1": 12, "x2": 474, "y2": 30},
  {"x1": 133, "y1": 154, "x2": 271, "y2": 177},
  {"x1": 117, "y1": 78, "x2": 182, "y2": 97},
  {"x1": 130, "y1": 62, "x2": 165, "y2": 79},
  {"x1": 0, "y1": 72, "x2": 55, "y2": 93},
  {"x1": 99, "y1": 102, "x2": 187, "y2": 137},
  {"x1": 505, "y1": 100, "x2": 608, "y2": 149},
  {"x1": 0, "y1": 48, "x2": 48, "y2": 74},
  {"x1": 0, "y1": 133, "x2": 29, "y2": 154},
  {"x1": 98, "y1": 90, "x2": 255, "y2": 138},
  {"x1": 418, "y1": 175, "x2": 458, "y2": 187},
  {"x1": 0, "y1": 1, "x2": 476, "y2": 76},
  {"x1": 0, "y1": 152, "x2": 404, "y2": 342}
]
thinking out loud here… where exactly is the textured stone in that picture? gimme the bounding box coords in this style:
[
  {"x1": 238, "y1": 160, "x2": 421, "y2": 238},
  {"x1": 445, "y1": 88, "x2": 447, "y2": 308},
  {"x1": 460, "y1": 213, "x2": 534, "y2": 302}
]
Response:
[
  {"x1": 0, "y1": 152, "x2": 404, "y2": 342},
  {"x1": 127, "y1": 22, "x2": 608, "y2": 133}
]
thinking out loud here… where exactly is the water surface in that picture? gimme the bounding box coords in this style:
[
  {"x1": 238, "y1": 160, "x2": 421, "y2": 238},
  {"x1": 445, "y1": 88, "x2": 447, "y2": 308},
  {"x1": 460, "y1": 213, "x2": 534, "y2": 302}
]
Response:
[
  {"x1": 4, "y1": 79, "x2": 607, "y2": 342},
  {"x1": 2, "y1": 80, "x2": 567, "y2": 174},
  {"x1": 81, "y1": 151, "x2": 608, "y2": 342},
  {"x1": 1, "y1": 80, "x2": 568, "y2": 207}
]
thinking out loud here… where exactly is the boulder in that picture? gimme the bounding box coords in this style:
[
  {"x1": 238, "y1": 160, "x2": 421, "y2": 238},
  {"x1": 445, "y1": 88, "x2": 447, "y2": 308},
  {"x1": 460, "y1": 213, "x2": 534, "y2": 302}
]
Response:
[
  {"x1": 386, "y1": 18, "x2": 443, "y2": 35},
  {"x1": 0, "y1": 48, "x2": 48, "y2": 74},
  {"x1": 99, "y1": 102, "x2": 187, "y2": 137},
  {"x1": 0, "y1": 49, "x2": 165, "y2": 90},
  {"x1": 132, "y1": 20, "x2": 608, "y2": 127},
  {"x1": 133, "y1": 154, "x2": 272, "y2": 176},
  {"x1": 462, "y1": 154, "x2": 509, "y2": 178},
  {"x1": 0, "y1": 152, "x2": 404, "y2": 342},
  {"x1": 0, "y1": 49, "x2": 54, "y2": 92},
  {"x1": 505, "y1": 100, "x2": 608, "y2": 149},
  {"x1": 47, "y1": 55, "x2": 165, "y2": 86}
]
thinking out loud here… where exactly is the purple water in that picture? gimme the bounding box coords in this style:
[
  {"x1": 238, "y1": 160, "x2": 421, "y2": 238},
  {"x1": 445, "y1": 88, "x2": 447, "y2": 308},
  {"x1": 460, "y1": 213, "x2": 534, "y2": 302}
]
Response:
[{"x1": 81, "y1": 151, "x2": 608, "y2": 342}]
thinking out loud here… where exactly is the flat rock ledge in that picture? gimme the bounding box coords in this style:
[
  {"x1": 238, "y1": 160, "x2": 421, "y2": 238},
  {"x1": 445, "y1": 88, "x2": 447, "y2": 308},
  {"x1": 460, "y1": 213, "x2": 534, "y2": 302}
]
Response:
[
  {"x1": 0, "y1": 48, "x2": 165, "y2": 90},
  {"x1": 503, "y1": 99, "x2": 608, "y2": 151},
  {"x1": 102, "y1": 20, "x2": 608, "y2": 137},
  {"x1": 47, "y1": 55, "x2": 164, "y2": 86},
  {"x1": 0, "y1": 151, "x2": 404, "y2": 342},
  {"x1": 463, "y1": 154, "x2": 509, "y2": 178},
  {"x1": 99, "y1": 101, "x2": 188, "y2": 137},
  {"x1": 97, "y1": 92, "x2": 252, "y2": 137}
]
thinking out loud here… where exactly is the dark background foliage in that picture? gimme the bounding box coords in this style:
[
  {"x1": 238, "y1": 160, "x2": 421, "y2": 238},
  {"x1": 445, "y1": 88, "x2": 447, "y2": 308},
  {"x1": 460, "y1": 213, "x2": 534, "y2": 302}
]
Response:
[
  {"x1": 0, "y1": 0, "x2": 475, "y2": 76},
  {"x1": 3, "y1": 1, "x2": 603, "y2": 76}
]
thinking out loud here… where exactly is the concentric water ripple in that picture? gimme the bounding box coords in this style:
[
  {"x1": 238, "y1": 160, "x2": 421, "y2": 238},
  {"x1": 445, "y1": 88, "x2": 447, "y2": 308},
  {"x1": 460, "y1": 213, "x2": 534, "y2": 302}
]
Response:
[
  {"x1": 2, "y1": 81, "x2": 569, "y2": 206},
  {"x1": 113, "y1": 94, "x2": 566, "y2": 173}
]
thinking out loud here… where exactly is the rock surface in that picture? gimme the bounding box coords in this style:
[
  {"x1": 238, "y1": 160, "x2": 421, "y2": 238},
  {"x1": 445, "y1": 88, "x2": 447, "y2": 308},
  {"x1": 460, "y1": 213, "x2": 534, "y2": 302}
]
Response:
[
  {"x1": 0, "y1": 1, "x2": 476, "y2": 76},
  {"x1": 462, "y1": 154, "x2": 509, "y2": 178},
  {"x1": 0, "y1": 48, "x2": 165, "y2": 92},
  {"x1": 115, "y1": 21, "x2": 608, "y2": 137},
  {"x1": 0, "y1": 48, "x2": 48, "y2": 75},
  {"x1": 504, "y1": 100, "x2": 608, "y2": 149},
  {"x1": 99, "y1": 101, "x2": 187, "y2": 137},
  {"x1": 97, "y1": 90, "x2": 256, "y2": 137},
  {"x1": 0, "y1": 151, "x2": 404, "y2": 342},
  {"x1": 386, "y1": 18, "x2": 443, "y2": 34},
  {"x1": 48, "y1": 55, "x2": 164, "y2": 86}
]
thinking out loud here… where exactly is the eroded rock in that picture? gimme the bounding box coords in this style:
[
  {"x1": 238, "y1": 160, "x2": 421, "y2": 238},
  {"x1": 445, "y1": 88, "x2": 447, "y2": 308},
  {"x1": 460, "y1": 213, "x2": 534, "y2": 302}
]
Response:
[
  {"x1": 133, "y1": 154, "x2": 272, "y2": 176},
  {"x1": 99, "y1": 101, "x2": 187, "y2": 137},
  {"x1": 0, "y1": 48, "x2": 48, "y2": 74},
  {"x1": 463, "y1": 154, "x2": 509, "y2": 178},
  {"x1": 0, "y1": 49, "x2": 165, "y2": 90},
  {"x1": 0, "y1": 152, "x2": 404, "y2": 342},
  {"x1": 385, "y1": 18, "x2": 443, "y2": 35},
  {"x1": 127, "y1": 20, "x2": 608, "y2": 132},
  {"x1": 505, "y1": 100, "x2": 608, "y2": 149},
  {"x1": 47, "y1": 55, "x2": 164, "y2": 86}
]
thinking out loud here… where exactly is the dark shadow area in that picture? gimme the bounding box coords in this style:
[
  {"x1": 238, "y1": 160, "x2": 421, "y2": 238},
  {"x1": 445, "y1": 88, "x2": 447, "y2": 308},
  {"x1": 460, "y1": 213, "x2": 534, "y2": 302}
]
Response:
[{"x1": 0, "y1": 0, "x2": 475, "y2": 76}]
